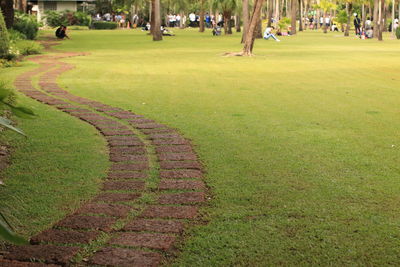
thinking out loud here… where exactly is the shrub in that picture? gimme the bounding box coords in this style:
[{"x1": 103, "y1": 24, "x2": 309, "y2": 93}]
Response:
[
  {"x1": 74, "y1": 11, "x2": 91, "y2": 26},
  {"x1": 8, "y1": 29, "x2": 27, "y2": 41},
  {"x1": 91, "y1": 21, "x2": 118, "y2": 29},
  {"x1": 13, "y1": 14, "x2": 39, "y2": 40},
  {"x1": 396, "y1": 27, "x2": 400, "y2": 40},
  {"x1": 0, "y1": 9, "x2": 10, "y2": 59},
  {"x1": 15, "y1": 40, "x2": 42, "y2": 56},
  {"x1": 44, "y1": 10, "x2": 67, "y2": 27},
  {"x1": 12, "y1": 13, "x2": 39, "y2": 40},
  {"x1": 44, "y1": 10, "x2": 91, "y2": 27},
  {"x1": 278, "y1": 17, "x2": 291, "y2": 30}
]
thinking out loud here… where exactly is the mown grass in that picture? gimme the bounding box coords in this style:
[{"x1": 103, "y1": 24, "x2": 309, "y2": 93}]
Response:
[
  {"x1": 0, "y1": 59, "x2": 109, "y2": 238},
  {"x1": 3, "y1": 28, "x2": 400, "y2": 265}
]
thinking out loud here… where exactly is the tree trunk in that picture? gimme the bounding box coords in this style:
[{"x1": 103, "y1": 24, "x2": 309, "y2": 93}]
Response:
[
  {"x1": 391, "y1": 0, "x2": 395, "y2": 36},
  {"x1": 228, "y1": 14, "x2": 233, "y2": 34},
  {"x1": 152, "y1": 0, "x2": 162, "y2": 41},
  {"x1": 378, "y1": 0, "x2": 383, "y2": 40},
  {"x1": 150, "y1": 0, "x2": 155, "y2": 34},
  {"x1": 241, "y1": 0, "x2": 250, "y2": 43},
  {"x1": 362, "y1": 4, "x2": 366, "y2": 28},
  {"x1": 291, "y1": 0, "x2": 297, "y2": 34},
  {"x1": 323, "y1": 12, "x2": 327, "y2": 33},
  {"x1": 199, "y1": 0, "x2": 205, "y2": 32},
  {"x1": 274, "y1": 0, "x2": 280, "y2": 24},
  {"x1": 223, "y1": 12, "x2": 229, "y2": 34},
  {"x1": 286, "y1": 0, "x2": 289, "y2": 16},
  {"x1": 255, "y1": 17, "x2": 263, "y2": 38},
  {"x1": 344, "y1": 3, "x2": 351, "y2": 36},
  {"x1": 267, "y1": 0, "x2": 273, "y2": 27},
  {"x1": 0, "y1": 0, "x2": 14, "y2": 29},
  {"x1": 373, "y1": 0, "x2": 379, "y2": 37},
  {"x1": 299, "y1": 0, "x2": 303, "y2": 31},
  {"x1": 16, "y1": 0, "x2": 27, "y2": 12},
  {"x1": 242, "y1": 0, "x2": 265, "y2": 56},
  {"x1": 235, "y1": 14, "x2": 241, "y2": 32}
]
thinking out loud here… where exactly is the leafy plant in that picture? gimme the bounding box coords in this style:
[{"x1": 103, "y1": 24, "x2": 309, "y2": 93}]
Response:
[
  {"x1": 0, "y1": 81, "x2": 35, "y2": 133},
  {"x1": 12, "y1": 12, "x2": 39, "y2": 40},
  {"x1": 0, "y1": 213, "x2": 27, "y2": 245},
  {"x1": 91, "y1": 21, "x2": 118, "y2": 29},
  {"x1": 278, "y1": 17, "x2": 291, "y2": 30},
  {"x1": 15, "y1": 40, "x2": 42, "y2": 56},
  {"x1": 0, "y1": 8, "x2": 10, "y2": 59},
  {"x1": 8, "y1": 29, "x2": 27, "y2": 41},
  {"x1": 44, "y1": 10, "x2": 68, "y2": 27},
  {"x1": 337, "y1": 9, "x2": 348, "y2": 25},
  {"x1": 396, "y1": 27, "x2": 400, "y2": 40}
]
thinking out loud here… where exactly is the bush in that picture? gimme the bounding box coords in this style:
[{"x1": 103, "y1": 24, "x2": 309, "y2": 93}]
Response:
[
  {"x1": 15, "y1": 40, "x2": 42, "y2": 56},
  {"x1": 91, "y1": 21, "x2": 118, "y2": 29},
  {"x1": 396, "y1": 27, "x2": 400, "y2": 40},
  {"x1": 12, "y1": 13, "x2": 39, "y2": 40},
  {"x1": 44, "y1": 10, "x2": 91, "y2": 27},
  {"x1": 74, "y1": 11, "x2": 91, "y2": 26},
  {"x1": 44, "y1": 10, "x2": 67, "y2": 27},
  {"x1": 0, "y1": 9, "x2": 10, "y2": 59},
  {"x1": 8, "y1": 29, "x2": 27, "y2": 41},
  {"x1": 278, "y1": 17, "x2": 291, "y2": 30}
]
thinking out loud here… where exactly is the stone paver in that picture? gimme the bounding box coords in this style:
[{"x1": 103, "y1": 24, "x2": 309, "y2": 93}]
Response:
[
  {"x1": 160, "y1": 170, "x2": 203, "y2": 178},
  {"x1": 109, "y1": 232, "x2": 176, "y2": 251},
  {"x1": 90, "y1": 247, "x2": 161, "y2": 267},
  {"x1": 56, "y1": 215, "x2": 116, "y2": 231},
  {"x1": 107, "y1": 171, "x2": 148, "y2": 179},
  {"x1": 4, "y1": 245, "x2": 80, "y2": 265},
  {"x1": 103, "y1": 180, "x2": 146, "y2": 191},
  {"x1": 30, "y1": 229, "x2": 99, "y2": 245},
  {"x1": 124, "y1": 219, "x2": 184, "y2": 233},
  {"x1": 158, "y1": 192, "x2": 206, "y2": 204},
  {"x1": 159, "y1": 161, "x2": 202, "y2": 170},
  {"x1": 77, "y1": 202, "x2": 132, "y2": 217},
  {"x1": 94, "y1": 192, "x2": 141, "y2": 202},
  {"x1": 141, "y1": 205, "x2": 198, "y2": 219},
  {"x1": 159, "y1": 179, "x2": 205, "y2": 190}
]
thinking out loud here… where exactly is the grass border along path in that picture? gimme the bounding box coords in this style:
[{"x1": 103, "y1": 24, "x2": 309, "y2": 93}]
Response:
[{"x1": 1, "y1": 40, "x2": 208, "y2": 267}]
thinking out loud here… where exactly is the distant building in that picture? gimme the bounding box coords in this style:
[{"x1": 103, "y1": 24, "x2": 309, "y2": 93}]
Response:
[{"x1": 28, "y1": 0, "x2": 95, "y2": 21}]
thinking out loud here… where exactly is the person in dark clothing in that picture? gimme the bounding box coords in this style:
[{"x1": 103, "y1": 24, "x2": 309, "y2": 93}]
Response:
[
  {"x1": 353, "y1": 14, "x2": 361, "y2": 35},
  {"x1": 55, "y1": 25, "x2": 69, "y2": 39}
]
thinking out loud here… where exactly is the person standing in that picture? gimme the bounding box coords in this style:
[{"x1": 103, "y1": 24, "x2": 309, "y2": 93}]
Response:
[
  {"x1": 189, "y1": 12, "x2": 196, "y2": 27},
  {"x1": 354, "y1": 14, "x2": 361, "y2": 35}
]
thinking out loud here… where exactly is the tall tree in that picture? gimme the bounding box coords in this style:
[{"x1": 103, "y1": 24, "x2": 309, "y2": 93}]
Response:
[
  {"x1": 377, "y1": 0, "x2": 384, "y2": 40},
  {"x1": 299, "y1": 0, "x2": 303, "y2": 31},
  {"x1": 373, "y1": 0, "x2": 379, "y2": 37},
  {"x1": 152, "y1": 0, "x2": 163, "y2": 40},
  {"x1": 267, "y1": 0, "x2": 274, "y2": 27},
  {"x1": 242, "y1": 0, "x2": 264, "y2": 55},
  {"x1": 291, "y1": 0, "x2": 297, "y2": 34},
  {"x1": 0, "y1": 0, "x2": 14, "y2": 29},
  {"x1": 344, "y1": 2, "x2": 352, "y2": 36},
  {"x1": 199, "y1": 0, "x2": 205, "y2": 32},
  {"x1": 241, "y1": 0, "x2": 249, "y2": 42}
]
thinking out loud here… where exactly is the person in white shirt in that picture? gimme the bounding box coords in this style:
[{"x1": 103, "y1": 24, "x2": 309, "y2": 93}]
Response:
[
  {"x1": 263, "y1": 26, "x2": 280, "y2": 42},
  {"x1": 189, "y1": 12, "x2": 196, "y2": 27},
  {"x1": 176, "y1": 14, "x2": 181, "y2": 27}
]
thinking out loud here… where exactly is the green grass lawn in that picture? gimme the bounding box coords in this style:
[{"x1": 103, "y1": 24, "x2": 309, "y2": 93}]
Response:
[{"x1": 3, "y1": 28, "x2": 400, "y2": 265}]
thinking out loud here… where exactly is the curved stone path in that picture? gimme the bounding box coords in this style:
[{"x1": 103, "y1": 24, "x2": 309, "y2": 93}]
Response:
[{"x1": 1, "y1": 41, "x2": 207, "y2": 267}]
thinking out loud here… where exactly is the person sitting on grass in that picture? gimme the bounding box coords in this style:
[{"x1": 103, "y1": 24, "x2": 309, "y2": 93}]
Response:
[
  {"x1": 212, "y1": 25, "x2": 222, "y2": 36},
  {"x1": 161, "y1": 25, "x2": 175, "y2": 36},
  {"x1": 55, "y1": 25, "x2": 69, "y2": 39},
  {"x1": 263, "y1": 26, "x2": 280, "y2": 42}
]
